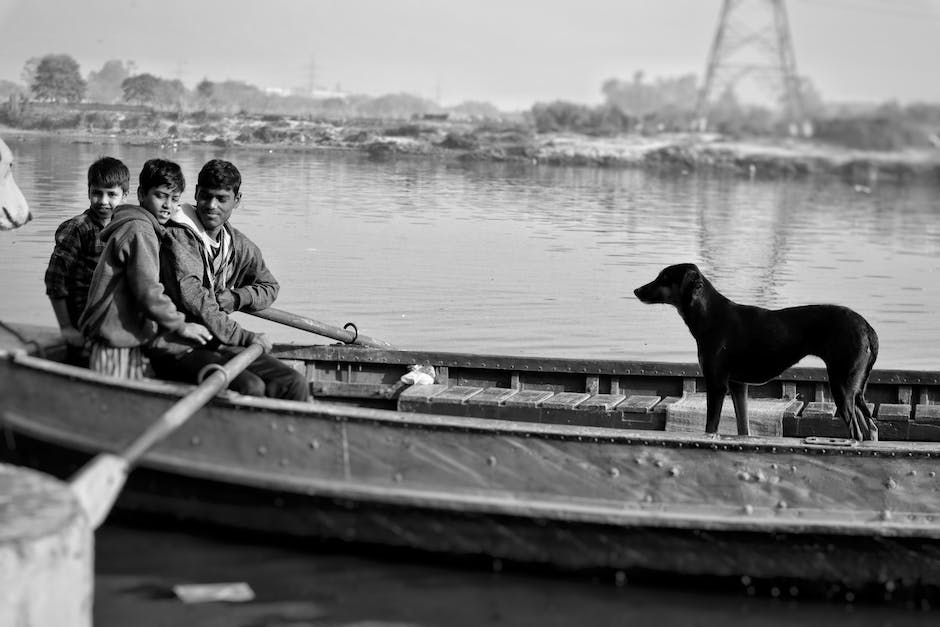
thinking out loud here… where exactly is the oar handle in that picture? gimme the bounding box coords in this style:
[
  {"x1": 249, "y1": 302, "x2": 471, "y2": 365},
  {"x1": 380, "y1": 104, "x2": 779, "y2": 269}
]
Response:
[
  {"x1": 249, "y1": 307, "x2": 395, "y2": 349},
  {"x1": 121, "y1": 343, "x2": 264, "y2": 464}
]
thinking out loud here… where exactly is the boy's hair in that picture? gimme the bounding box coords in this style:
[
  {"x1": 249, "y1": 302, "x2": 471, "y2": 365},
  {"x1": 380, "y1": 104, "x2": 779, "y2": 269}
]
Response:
[
  {"x1": 197, "y1": 159, "x2": 241, "y2": 195},
  {"x1": 138, "y1": 159, "x2": 185, "y2": 194},
  {"x1": 88, "y1": 156, "x2": 130, "y2": 193}
]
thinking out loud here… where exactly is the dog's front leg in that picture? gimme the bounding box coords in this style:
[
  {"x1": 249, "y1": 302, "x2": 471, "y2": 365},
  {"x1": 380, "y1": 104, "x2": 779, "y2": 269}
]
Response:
[
  {"x1": 704, "y1": 376, "x2": 728, "y2": 434},
  {"x1": 729, "y1": 381, "x2": 750, "y2": 436}
]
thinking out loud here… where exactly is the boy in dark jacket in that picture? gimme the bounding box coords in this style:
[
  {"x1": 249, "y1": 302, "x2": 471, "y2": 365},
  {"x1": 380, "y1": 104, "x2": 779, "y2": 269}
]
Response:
[
  {"x1": 79, "y1": 159, "x2": 212, "y2": 378},
  {"x1": 44, "y1": 157, "x2": 129, "y2": 365},
  {"x1": 150, "y1": 159, "x2": 307, "y2": 400}
]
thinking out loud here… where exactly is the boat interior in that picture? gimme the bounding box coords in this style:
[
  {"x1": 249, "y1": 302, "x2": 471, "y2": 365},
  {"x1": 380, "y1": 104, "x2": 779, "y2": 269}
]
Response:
[{"x1": 4, "y1": 321, "x2": 940, "y2": 442}]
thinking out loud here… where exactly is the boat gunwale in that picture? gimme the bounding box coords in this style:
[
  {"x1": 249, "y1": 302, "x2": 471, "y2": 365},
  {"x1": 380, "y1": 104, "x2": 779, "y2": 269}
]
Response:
[
  {"x1": 6, "y1": 349, "x2": 940, "y2": 458},
  {"x1": 290, "y1": 344, "x2": 940, "y2": 386},
  {"x1": 6, "y1": 408, "x2": 940, "y2": 539}
]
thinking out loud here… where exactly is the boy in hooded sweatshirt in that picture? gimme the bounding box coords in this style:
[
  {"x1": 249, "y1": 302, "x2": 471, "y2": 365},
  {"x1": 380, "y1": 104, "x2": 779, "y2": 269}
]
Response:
[
  {"x1": 149, "y1": 159, "x2": 307, "y2": 400},
  {"x1": 79, "y1": 159, "x2": 213, "y2": 378}
]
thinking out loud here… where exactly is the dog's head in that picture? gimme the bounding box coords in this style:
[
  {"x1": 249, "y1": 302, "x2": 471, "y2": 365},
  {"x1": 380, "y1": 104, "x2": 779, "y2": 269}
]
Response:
[{"x1": 634, "y1": 263, "x2": 704, "y2": 309}]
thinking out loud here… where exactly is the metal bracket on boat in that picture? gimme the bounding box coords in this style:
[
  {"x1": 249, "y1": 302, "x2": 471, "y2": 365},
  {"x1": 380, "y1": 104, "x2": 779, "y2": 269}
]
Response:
[
  {"x1": 342, "y1": 322, "x2": 359, "y2": 344},
  {"x1": 197, "y1": 363, "x2": 229, "y2": 386},
  {"x1": 802, "y1": 436, "x2": 858, "y2": 448}
]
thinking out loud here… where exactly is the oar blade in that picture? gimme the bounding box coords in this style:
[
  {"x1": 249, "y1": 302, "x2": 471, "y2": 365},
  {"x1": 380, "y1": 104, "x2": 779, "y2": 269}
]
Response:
[{"x1": 69, "y1": 453, "x2": 129, "y2": 529}]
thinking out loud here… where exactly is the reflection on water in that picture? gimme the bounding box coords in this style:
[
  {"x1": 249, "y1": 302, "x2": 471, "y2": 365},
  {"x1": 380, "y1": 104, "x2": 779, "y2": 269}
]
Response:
[
  {"x1": 95, "y1": 521, "x2": 933, "y2": 627},
  {"x1": 1, "y1": 135, "x2": 939, "y2": 367}
]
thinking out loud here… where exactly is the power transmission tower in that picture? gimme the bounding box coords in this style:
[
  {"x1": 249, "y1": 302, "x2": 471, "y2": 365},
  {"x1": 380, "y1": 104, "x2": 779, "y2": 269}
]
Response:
[{"x1": 695, "y1": 0, "x2": 809, "y2": 134}]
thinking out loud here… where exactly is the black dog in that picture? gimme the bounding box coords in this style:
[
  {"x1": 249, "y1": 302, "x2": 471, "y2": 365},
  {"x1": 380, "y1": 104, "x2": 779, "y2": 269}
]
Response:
[{"x1": 634, "y1": 263, "x2": 879, "y2": 441}]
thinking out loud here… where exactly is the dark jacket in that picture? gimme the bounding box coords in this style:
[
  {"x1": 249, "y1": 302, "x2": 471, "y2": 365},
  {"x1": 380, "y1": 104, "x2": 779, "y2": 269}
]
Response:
[
  {"x1": 79, "y1": 205, "x2": 186, "y2": 347},
  {"x1": 159, "y1": 219, "x2": 279, "y2": 350}
]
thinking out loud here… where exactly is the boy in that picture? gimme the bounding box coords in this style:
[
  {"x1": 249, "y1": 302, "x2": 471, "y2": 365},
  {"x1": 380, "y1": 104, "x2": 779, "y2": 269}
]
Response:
[
  {"x1": 44, "y1": 157, "x2": 129, "y2": 366},
  {"x1": 149, "y1": 159, "x2": 307, "y2": 400},
  {"x1": 79, "y1": 159, "x2": 212, "y2": 378}
]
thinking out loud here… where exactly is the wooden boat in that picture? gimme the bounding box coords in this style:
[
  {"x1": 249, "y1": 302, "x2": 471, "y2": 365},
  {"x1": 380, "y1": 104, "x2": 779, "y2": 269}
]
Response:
[{"x1": 3, "y1": 321, "x2": 940, "y2": 589}]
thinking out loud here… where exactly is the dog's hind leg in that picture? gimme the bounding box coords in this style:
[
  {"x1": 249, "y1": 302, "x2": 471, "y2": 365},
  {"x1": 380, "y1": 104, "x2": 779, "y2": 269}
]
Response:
[
  {"x1": 729, "y1": 381, "x2": 750, "y2": 436},
  {"x1": 832, "y1": 385, "x2": 862, "y2": 440},
  {"x1": 855, "y1": 394, "x2": 878, "y2": 442}
]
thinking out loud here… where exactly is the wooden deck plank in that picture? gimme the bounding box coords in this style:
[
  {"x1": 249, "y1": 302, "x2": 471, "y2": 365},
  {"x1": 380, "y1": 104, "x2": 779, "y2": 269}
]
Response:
[
  {"x1": 541, "y1": 392, "x2": 591, "y2": 410},
  {"x1": 877, "y1": 404, "x2": 912, "y2": 422},
  {"x1": 616, "y1": 395, "x2": 661, "y2": 413},
  {"x1": 579, "y1": 394, "x2": 626, "y2": 411},
  {"x1": 431, "y1": 386, "x2": 485, "y2": 405},
  {"x1": 465, "y1": 387, "x2": 519, "y2": 407},
  {"x1": 802, "y1": 401, "x2": 836, "y2": 418},
  {"x1": 503, "y1": 390, "x2": 556, "y2": 408},
  {"x1": 665, "y1": 394, "x2": 787, "y2": 436},
  {"x1": 397, "y1": 384, "x2": 448, "y2": 412}
]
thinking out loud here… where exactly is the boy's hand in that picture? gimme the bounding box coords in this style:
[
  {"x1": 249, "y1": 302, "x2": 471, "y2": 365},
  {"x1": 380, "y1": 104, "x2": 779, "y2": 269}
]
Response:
[
  {"x1": 251, "y1": 333, "x2": 273, "y2": 353},
  {"x1": 61, "y1": 326, "x2": 84, "y2": 347},
  {"x1": 217, "y1": 289, "x2": 237, "y2": 313},
  {"x1": 180, "y1": 322, "x2": 213, "y2": 344}
]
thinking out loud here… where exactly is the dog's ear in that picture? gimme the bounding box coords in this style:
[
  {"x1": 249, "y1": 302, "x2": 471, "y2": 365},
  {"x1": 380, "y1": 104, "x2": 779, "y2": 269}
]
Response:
[{"x1": 680, "y1": 267, "x2": 706, "y2": 312}]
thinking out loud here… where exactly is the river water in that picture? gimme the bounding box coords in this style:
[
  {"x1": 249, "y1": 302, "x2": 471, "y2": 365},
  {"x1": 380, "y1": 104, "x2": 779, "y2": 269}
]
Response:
[{"x1": 1, "y1": 134, "x2": 938, "y2": 624}]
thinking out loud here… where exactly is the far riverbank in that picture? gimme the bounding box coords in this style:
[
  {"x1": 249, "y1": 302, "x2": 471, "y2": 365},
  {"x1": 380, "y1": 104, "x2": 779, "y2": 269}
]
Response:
[{"x1": 3, "y1": 116, "x2": 939, "y2": 186}]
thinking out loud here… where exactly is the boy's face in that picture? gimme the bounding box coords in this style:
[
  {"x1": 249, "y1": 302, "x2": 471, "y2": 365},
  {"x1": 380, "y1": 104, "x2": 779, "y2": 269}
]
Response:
[
  {"x1": 138, "y1": 184, "x2": 181, "y2": 225},
  {"x1": 88, "y1": 185, "x2": 127, "y2": 222},
  {"x1": 194, "y1": 185, "x2": 241, "y2": 236}
]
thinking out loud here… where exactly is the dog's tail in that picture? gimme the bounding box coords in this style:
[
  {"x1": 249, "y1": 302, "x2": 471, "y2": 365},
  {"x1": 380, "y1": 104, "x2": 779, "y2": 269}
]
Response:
[{"x1": 861, "y1": 323, "x2": 879, "y2": 393}]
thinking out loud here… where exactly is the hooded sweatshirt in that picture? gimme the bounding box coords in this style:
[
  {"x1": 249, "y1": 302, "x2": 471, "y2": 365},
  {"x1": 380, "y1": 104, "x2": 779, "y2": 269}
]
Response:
[
  {"x1": 159, "y1": 203, "x2": 278, "y2": 348},
  {"x1": 79, "y1": 204, "x2": 187, "y2": 347}
]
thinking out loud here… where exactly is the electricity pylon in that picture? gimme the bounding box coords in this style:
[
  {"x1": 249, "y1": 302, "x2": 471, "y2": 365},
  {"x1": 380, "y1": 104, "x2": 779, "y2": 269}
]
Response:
[{"x1": 695, "y1": 0, "x2": 808, "y2": 134}]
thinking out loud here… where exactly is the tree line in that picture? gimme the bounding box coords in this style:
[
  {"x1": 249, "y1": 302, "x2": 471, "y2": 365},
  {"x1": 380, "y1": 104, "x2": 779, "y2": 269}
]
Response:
[{"x1": 3, "y1": 53, "x2": 939, "y2": 150}]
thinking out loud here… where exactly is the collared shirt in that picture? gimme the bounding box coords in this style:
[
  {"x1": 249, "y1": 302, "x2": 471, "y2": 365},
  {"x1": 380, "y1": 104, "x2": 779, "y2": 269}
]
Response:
[{"x1": 44, "y1": 209, "x2": 109, "y2": 326}]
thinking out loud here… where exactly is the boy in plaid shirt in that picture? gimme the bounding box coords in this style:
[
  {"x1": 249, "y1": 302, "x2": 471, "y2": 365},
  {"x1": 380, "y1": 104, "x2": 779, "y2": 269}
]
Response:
[{"x1": 44, "y1": 157, "x2": 129, "y2": 365}]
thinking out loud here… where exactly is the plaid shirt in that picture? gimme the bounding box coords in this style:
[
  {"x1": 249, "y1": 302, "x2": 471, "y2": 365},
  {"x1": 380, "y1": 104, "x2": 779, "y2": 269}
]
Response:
[{"x1": 44, "y1": 209, "x2": 109, "y2": 326}]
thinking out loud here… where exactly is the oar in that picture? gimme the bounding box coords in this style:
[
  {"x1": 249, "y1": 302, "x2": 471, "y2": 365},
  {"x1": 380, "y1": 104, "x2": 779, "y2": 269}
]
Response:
[
  {"x1": 249, "y1": 307, "x2": 395, "y2": 349},
  {"x1": 69, "y1": 343, "x2": 265, "y2": 529}
]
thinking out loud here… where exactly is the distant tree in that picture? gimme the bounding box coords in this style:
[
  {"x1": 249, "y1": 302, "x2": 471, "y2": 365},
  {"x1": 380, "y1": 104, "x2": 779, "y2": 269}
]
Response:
[
  {"x1": 449, "y1": 100, "x2": 501, "y2": 119},
  {"x1": 87, "y1": 60, "x2": 136, "y2": 104},
  {"x1": 121, "y1": 73, "x2": 160, "y2": 105},
  {"x1": 0, "y1": 79, "x2": 26, "y2": 100},
  {"x1": 795, "y1": 76, "x2": 824, "y2": 117},
  {"x1": 602, "y1": 72, "x2": 698, "y2": 117},
  {"x1": 20, "y1": 57, "x2": 40, "y2": 89},
  {"x1": 356, "y1": 92, "x2": 438, "y2": 119},
  {"x1": 122, "y1": 73, "x2": 187, "y2": 110},
  {"x1": 30, "y1": 54, "x2": 86, "y2": 103},
  {"x1": 153, "y1": 78, "x2": 186, "y2": 110},
  {"x1": 531, "y1": 101, "x2": 632, "y2": 135},
  {"x1": 196, "y1": 78, "x2": 214, "y2": 100},
  {"x1": 207, "y1": 80, "x2": 268, "y2": 113}
]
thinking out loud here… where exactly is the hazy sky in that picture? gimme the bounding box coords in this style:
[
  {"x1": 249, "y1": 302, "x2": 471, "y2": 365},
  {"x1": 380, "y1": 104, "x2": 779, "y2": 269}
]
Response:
[{"x1": 1, "y1": 0, "x2": 938, "y2": 110}]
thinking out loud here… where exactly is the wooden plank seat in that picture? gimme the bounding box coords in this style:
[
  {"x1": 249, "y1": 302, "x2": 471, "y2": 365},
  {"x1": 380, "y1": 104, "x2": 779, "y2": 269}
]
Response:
[
  {"x1": 397, "y1": 383, "x2": 681, "y2": 430},
  {"x1": 912, "y1": 404, "x2": 940, "y2": 441},
  {"x1": 665, "y1": 394, "x2": 798, "y2": 437},
  {"x1": 312, "y1": 380, "x2": 408, "y2": 399},
  {"x1": 790, "y1": 400, "x2": 876, "y2": 438},
  {"x1": 875, "y1": 403, "x2": 913, "y2": 440}
]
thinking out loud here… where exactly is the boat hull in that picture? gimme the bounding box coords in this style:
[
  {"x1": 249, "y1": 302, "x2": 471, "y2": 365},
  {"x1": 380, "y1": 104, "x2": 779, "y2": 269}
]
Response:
[
  {"x1": 9, "y1": 432, "x2": 940, "y2": 588},
  {"x1": 3, "y1": 326, "x2": 940, "y2": 587}
]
